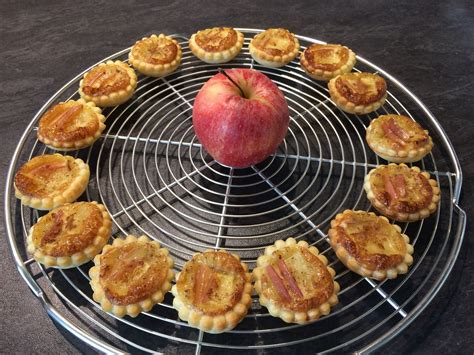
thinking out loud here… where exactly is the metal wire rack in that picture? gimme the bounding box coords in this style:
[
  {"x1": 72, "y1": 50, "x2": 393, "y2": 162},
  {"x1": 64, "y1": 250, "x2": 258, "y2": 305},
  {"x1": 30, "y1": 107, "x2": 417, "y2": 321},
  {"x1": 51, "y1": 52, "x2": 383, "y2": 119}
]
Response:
[{"x1": 4, "y1": 28, "x2": 466, "y2": 353}]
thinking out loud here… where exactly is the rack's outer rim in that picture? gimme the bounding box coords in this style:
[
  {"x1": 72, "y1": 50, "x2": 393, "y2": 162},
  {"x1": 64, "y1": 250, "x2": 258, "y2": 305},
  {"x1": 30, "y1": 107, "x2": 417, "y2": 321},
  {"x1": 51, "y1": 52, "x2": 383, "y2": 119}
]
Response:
[{"x1": 3, "y1": 28, "x2": 466, "y2": 353}]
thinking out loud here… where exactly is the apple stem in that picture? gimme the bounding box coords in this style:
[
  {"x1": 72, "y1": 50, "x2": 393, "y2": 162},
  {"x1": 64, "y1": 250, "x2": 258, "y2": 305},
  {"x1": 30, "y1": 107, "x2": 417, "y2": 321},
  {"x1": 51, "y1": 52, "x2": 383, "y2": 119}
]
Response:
[{"x1": 218, "y1": 68, "x2": 246, "y2": 98}]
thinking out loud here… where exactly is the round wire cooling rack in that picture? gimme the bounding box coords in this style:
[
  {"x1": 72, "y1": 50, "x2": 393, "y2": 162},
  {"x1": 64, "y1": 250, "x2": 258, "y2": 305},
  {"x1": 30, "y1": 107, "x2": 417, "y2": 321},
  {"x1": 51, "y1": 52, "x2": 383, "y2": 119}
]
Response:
[{"x1": 4, "y1": 28, "x2": 467, "y2": 353}]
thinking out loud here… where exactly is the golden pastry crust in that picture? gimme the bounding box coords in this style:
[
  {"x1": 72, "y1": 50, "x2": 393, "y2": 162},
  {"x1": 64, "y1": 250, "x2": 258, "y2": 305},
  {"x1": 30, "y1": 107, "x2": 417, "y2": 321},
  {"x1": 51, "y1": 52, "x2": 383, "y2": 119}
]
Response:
[
  {"x1": 328, "y1": 72, "x2": 387, "y2": 114},
  {"x1": 249, "y1": 28, "x2": 300, "y2": 68},
  {"x1": 172, "y1": 250, "x2": 252, "y2": 333},
  {"x1": 26, "y1": 201, "x2": 112, "y2": 268},
  {"x1": 89, "y1": 235, "x2": 174, "y2": 318},
  {"x1": 364, "y1": 163, "x2": 441, "y2": 221},
  {"x1": 253, "y1": 238, "x2": 339, "y2": 324},
  {"x1": 300, "y1": 43, "x2": 356, "y2": 81},
  {"x1": 328, "y1": 210, "x2": 414, "y2": 280},
  {"x1": 129, "y1": 34, "x2": 182, "y2": 77},
  {"x1": 79, "y1": 60, "x2": 137, "y2": 107},
  {"x1": 14, "y1": 154, "x2": 90, "y2": 210},
  {"x1": 366, "y1": 114, "x2": 433, "y2": 163},
  {"x1": 37, "y1": 99, "x2": 106, "y2": 151},
  {"x1": 189, "y1": 27, "x2": 244, "y2": 64}
]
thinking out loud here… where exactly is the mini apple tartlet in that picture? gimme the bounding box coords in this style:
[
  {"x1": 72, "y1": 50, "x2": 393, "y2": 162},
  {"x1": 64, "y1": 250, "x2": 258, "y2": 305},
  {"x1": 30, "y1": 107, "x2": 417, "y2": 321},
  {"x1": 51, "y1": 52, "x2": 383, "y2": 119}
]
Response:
[
  {"x1": 172, "y1": 250, "x2": 252, "y2": 333},
  {"x1": 26, "y1": 201, "x2": 111, "y2": 268},
  {"x1": 300, "y1": 43, "x2": 356, "y2": 81},
  {"x1": 14, "y1": 154, "x2": 90, "y2": 210},
  {"x1": 249, "y1": 28, "x2": 300, "y2": 68},
  {"x1": 253, "y1": 238, "x2": 339, "y2": 324},
  {"x1": 366, "y1": 114, "x2": 433, "y2": 163},
  {"x1": 189, "y1": 27, "x2": 244, "y2": 64},
  {"x1": 37, "y1": 99, "x2": 106, "y2": 151},
  {"x1": 129, "y1": 34, "x2": 182, "y2": 77},
  {"x1": 328, "y1": 72, "x2": 387, "y2": 114},
  {"x1": 79, "y1": 60, "x2": 137, "y2": 107},
  {"x1": 89, "y1": 235, "x2": 174, "y2": 318},
  {"x1": 328, "y1": 210, "x2": 414, "y2": 280},
  {"x1": 364, "y1": 163, "x2": 440, "y2": 222}
]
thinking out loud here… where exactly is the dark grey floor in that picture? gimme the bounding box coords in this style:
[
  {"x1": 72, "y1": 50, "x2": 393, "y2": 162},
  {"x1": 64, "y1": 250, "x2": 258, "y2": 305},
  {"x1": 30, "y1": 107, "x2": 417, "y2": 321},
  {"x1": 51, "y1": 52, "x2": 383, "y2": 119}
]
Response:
[{"x1": 1, "y1": 0, "x2": 473, "y2": 353}]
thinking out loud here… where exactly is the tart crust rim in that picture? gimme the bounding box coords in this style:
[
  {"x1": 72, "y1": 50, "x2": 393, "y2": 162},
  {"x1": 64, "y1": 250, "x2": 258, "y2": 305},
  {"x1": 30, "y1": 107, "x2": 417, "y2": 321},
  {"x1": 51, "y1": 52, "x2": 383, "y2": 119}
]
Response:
[
  {"x1": 37, "y1": 99, "x2": 106, "y2": 151},
  {"x1": 26, "y1": 201, "x2": 112, "y2": 268},
  {"x1": 89, "y1": 235, "x2": 175, "y2": 318},
  {"x1": 366, "y1": 115, "x2": 434, "y2": 163},
  {"x1": 253, "y1": 237, "x2": 339, "y2": 324},
  {"x1": 328, "y1": 73, "x2": 387, "y2": 114},
  {"x1": 171, "y1": 249, "x2": 252, "y2": 334},
  {"x1": 78, "y1": 60, "x2": 137, "y2": 107},
  {"x1": 128, "y1": 34, "x2": 183, "y2": 77},
  {"x1": 189, "y1": 28, "x2": 244, "y2": 64},
  {"x1": 300, "y1": 44, "x2": 356, "y2": 81},
  {"x1": 14, "y1": 154, "x2": 90, "y2": 210},
  {"x1": 364, "y1": 163, "x2": 441, "y2": 222},
  {"x1": 248, "y1": 28, "x2": 300, "y2": 68},
  {"x1": 328, "y1": 210, "x2": 414, "y2": 280}
]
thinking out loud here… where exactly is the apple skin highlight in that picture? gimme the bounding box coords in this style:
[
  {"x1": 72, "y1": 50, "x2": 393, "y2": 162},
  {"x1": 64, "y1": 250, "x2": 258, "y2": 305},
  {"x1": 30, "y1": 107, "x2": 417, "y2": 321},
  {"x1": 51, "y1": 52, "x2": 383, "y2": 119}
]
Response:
[{"x1": 192, "y1": 68, "x2": 289, "y2": 168}]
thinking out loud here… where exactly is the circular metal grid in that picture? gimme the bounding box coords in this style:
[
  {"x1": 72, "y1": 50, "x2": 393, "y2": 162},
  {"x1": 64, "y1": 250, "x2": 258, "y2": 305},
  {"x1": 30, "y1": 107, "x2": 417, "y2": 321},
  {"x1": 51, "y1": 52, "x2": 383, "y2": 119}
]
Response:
[{"x1": 4, "y1": 29, "x2": 466, "y2": 353}]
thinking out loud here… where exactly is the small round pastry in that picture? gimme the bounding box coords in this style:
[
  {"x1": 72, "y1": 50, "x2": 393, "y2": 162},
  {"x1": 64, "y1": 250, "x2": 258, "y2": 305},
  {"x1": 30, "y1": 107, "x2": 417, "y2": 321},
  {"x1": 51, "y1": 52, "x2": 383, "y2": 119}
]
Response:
[
  {"x1": 79, "y1": 60, "x2": 137, "y2": 107},
  {"x1": 26, "y1": 201, "x2": 112, "y2": 268},
  {"x1": 189, "y1": 27, "x2": 244, "y2": 64},
  {"x1": 249, "y1": 28, "x2": 300, "y2": 68},
  {"x1": 89, "y1": 235, "x2": 175, "y2": 318},
  {"x1": 328, "y1": 72, "x2": 387, "y2": 114},
  {"x1": 328, "y1": 210, "x2": 414, "y2": 280},
  {"x1": 300, "y1": 43, "x2": 356, "y2": 81},
  {"x1": 37, "y1": 99, "x2": 106, "y2": 151},
  {"x1": 14, "y1": 154, "x2": 90, "y2": 210},
  {"x1": 364, "y1": 163, "x2": 441, "y2": 222},
  {"x1": 172, "y1": 250, "x2": 252, "y2": 333},
  {"x1": 253, "y1": 238, "x2": 339, "y2": 324},
  {"x1": 366, "y1": 114, "x2": 433, "y2": 163},
  {"x1": 129, "y1": 34, "x2": 182, "y2": 77}
]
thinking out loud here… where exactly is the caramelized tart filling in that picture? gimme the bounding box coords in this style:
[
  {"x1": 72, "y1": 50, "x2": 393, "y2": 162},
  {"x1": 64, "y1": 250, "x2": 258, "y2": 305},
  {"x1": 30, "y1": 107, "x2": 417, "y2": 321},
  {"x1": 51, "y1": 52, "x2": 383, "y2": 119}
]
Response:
[
  {"x1": 261, "y1": 245, "x2": 334, "y2": 312},
  {"x1": 252, "y1": 28, "x2": 297, "y2": 56},
  {"x1": 195, "y1": 27, "x2": 238, "y2": 52},
  {"x1": 131, "y1": 36, "x2": 178, "y2": 65},
  {"x1": 82, "y1": 64, "x2": 130, "y2": 96},
  {"x1": 370, "y1": 114, "x2": 430, "y2": 150},
  {"x1": 304, "y1": 44, "x2": 350, "y2": 71},
  {"x1": 332, "y1": 212, "x2": 406, "y2": 270},
  {"x1": 99, "y1": 241, "x2": 169, "y2": 305},
  {"x1": 369, "y1": 164, "x2": 433, "y2": 213},
  {"x1": 14, "y1": 155, "x2": 78, "y2": 198},
  {"x1": 38, "y1": 101, "x2": 99, "y2": 142},
  {"x1": 335, "y1": 72, "x2": 386, "y2": 105},
  {"x1": 32, "y1": 202, "x2": 103, "y2": 257},
  {"x1": 177, "y1": 251, "x2": 246, "y2": 316}
]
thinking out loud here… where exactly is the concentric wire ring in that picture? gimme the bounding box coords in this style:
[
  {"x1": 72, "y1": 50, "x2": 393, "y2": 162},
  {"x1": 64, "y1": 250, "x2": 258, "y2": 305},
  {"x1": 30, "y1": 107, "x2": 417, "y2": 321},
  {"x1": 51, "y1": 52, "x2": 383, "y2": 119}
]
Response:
[{"x1": 4, "y1": 29, "x2": 465, "y2": 353}]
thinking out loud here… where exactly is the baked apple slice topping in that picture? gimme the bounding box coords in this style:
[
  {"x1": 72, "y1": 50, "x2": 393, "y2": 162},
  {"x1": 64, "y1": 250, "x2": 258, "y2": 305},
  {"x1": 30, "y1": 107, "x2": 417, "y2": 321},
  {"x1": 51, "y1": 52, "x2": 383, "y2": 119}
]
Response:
[
  {"x1": 336, "y1": 72, "x2": 386, "y2": 105},
  {"x1": 253, "y1": 28, "x2": 297, "y2": 56},
  {"x1": 195, "y1": 27, "x2": 238, "y2": 52},
  {"x1": 277, "y1": 259, "x2": 304, "y2": 298},
  {"x1": 194, "y1": 263, "x2": 218, "y2": 305},
  {"x1": 384, "y1": 172, "x2": 407, "y2": 202},
  {"x1": 45, "y1": 104, "x2": 82, "y2": 129},
  {"x1": 132, "y1": 35, "x2": 178, "y2": 65},
  {"x1": 28, "y1": 159, "x2": 70, "y2": 176},
  {"x1": 266, "y1": 258, "x2": 305, "y2": 302},
  {"x1": 381, "y1": 118, "x2": 409, "y2": 147},
  {"x1": 265, "y1": 264, "x2": 292, "y2": 302},
  {"x1": 82, "y1": 66, "x2": 130, "y2": 96}
]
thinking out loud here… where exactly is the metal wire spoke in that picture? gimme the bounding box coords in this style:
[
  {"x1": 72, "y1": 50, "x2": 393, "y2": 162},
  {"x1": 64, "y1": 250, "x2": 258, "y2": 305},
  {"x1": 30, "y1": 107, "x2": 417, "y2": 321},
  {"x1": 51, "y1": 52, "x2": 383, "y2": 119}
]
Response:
[{"x1": 4, "y1": 28, "x2": 466, "y2": 354}]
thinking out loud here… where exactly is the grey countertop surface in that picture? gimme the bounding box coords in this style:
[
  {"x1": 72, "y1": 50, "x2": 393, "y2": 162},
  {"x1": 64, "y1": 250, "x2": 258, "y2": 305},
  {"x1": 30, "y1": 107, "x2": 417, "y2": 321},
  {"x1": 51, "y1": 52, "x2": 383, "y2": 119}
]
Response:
[{"x1": 1, "y1": 0, "x2": 473, "y2": 353}]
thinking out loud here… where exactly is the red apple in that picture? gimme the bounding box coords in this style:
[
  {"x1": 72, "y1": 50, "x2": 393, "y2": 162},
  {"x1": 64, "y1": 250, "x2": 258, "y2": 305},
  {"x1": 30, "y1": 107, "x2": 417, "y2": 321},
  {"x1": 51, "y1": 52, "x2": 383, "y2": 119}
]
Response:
[{"x1": 192, "y1": 68, "x2": 289, "y2": 168}]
